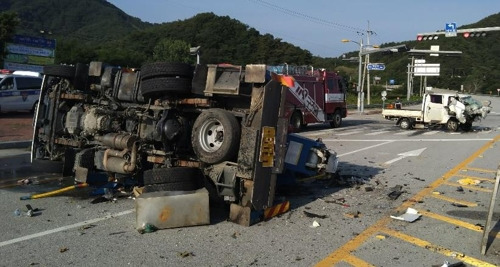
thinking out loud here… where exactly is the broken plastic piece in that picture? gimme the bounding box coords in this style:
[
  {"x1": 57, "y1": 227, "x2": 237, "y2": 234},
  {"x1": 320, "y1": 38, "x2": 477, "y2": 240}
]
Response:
[
  {"x1": 310, "y1": 220, "x2": 320, "y2": 228},
  {"x1": 138, "y1": 223, "x2": 158, "y2": 234},
  {"x1": 390, "y1": 208, "x2": 421, "y2": 222}
]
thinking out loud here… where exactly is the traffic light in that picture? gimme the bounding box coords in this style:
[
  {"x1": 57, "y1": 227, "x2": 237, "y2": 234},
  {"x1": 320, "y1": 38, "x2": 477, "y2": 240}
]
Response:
[
  {"x1": 462, "y1": 31, "x2": 487, "y2": 38},
  {"x1": 416, "y1": 35, "x2": 440, "y2": 41}
]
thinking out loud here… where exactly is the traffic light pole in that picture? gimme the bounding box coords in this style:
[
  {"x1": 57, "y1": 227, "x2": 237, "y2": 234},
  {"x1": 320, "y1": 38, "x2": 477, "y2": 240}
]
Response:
[{"x1": 357, "y1": 39, "x2": 363, "y2": 113}]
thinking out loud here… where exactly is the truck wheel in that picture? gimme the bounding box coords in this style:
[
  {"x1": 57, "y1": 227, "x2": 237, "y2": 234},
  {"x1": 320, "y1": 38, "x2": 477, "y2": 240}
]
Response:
[
  {"x1": 192, "y1": 109, "x2": 240, "y2": 164},
  {"x1": 446, "y1": 119, "x2": 459, "y2": 132},
  {"x1": 399, "y1": 118, "x2": 412, "y2": 130},
  {"x1": 290, "y1": 112, "x2": 303, "y2": 132},
  {"x1": 142, "y1": 181, "x2": 202, "y2": 193},
  {"x1": 329, "y1": 110, "x2": 342, "y2": 128},
  {"x1": 43, "y1": 65, "x2": 76, "y2": 78},
  {"x1": 140, "y1": 77, "x2": 192, "y2": 97},
  {"x1": 140, "y1": 62, "x2": 193, "y2": 80},
  {"x1": 143, "y1": 167, "x2": 203, "y2": 185}
]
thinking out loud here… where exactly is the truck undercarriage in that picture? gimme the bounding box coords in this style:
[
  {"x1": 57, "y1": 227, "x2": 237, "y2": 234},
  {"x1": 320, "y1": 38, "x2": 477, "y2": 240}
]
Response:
[{"x1": 31, "y1": 62, "x2": 339, "y2": 228}]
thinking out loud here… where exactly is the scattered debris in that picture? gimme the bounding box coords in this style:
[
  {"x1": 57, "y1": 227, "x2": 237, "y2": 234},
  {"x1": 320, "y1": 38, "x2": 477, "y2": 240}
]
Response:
[
  {"x1": 432, "y1": 191, "x2": 443, "y2": 195},
  {"x1": 231, "y1": 232, "x2": 241, "y2": 239},
  {"x1": 303, "y1": 211, "x2": 328, "y2": 219},
  {"x1": 390, "y1": 208, "x2": 421, "y2": 222},
  {"x1": 138, "y1": 223, "x2": 158, "y2": 234},
  {"x1": 310, "y1": 220, "x2": 320, "y2": 228},
  {"x1": 17, "y1": 178, "x2": 32, "y2": 185},
  {"x1": 452, "y1": 203, "x2": 468, "y2": 208},
  {"x1": 109, "y1": 231, "x2": 126, "y2": 236},
  {"x1": 364, "y1": 186, "x2": 374, "y2": 192},
  {"x1": 457, "y1": 178, "x2": 481, "y2": 186},
  {"x1": 456, "y1": 186, "x2": 464, "y2": 192},
  {"x1": 388, "y1": 185, "x2": 404, "y2": 200},
  {"x1": 13, "y1": 208, "x2": 21, "y2": 216},
  {"x1": 376, "y1": 235, "x2": 386, "y2": 240},
  {"x1": 324, "y1": 198, "x2": 350, "y2": 207},
  {"x1": 133, "y1": 186, "x2": 143, "y2": 197},
  {"x1": 59, "y1": 247, "x2": 69, "y2": 253},
  {"x1": 344, "y1": 211, "x2": 361, "y2": 219},
  {"x1": 178, "y1": 251, "x2": 195, "y2": 258},
  {"x1": 412, "y1": 177, "x2": 425, "y2": 182}
]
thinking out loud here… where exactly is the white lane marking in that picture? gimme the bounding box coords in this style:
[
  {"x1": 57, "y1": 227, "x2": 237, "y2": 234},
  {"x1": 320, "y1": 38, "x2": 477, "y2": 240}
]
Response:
[
  {"x1": 336, "y1": 130, "x2": 364, "y2": 136},
  {"x1": 0, "y1": 209, "x2": 134, "y2": 248},
  {"x1": 422, "y1": 131, "x2": 439, "y2": 135},
  {"x1": 323, "y1": 138, "x2": 493, "y2": 142},
  {"x1": 336, "y1": 141, "x2": 395, "y2": 157},
  {"x1": 384, "y1": 147, "x2": 427, "y2": 165},
  {"x1": 365, "y1": 130, "x2": 391, "y2": 136}
]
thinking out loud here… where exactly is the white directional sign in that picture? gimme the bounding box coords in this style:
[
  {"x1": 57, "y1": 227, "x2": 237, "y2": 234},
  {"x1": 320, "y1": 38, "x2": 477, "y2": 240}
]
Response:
[
  {"x1": 445, "y1": 22, "x2": 457, "y2": 37},
  {"x1": 384, "y1": 148, "x2": 427, "y2": 165},
  {"x1": 367, "y1": 63, "x2": 385, "y2": 71}
]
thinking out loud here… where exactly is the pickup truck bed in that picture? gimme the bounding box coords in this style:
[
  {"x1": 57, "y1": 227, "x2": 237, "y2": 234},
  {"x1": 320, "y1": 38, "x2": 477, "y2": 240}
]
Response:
[{"x1": 382, "y1": 108, "x2": 422, "y2": 119}]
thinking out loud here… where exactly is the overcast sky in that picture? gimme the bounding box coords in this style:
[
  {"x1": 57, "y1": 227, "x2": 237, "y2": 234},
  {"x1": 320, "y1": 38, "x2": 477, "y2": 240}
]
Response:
[{"x1": 107, "y1": 0, "x2": 499, "y2": 58}]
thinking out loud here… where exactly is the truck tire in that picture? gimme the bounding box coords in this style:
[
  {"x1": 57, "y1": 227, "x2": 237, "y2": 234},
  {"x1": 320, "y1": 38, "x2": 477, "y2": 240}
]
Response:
[
  {"x1": 329, "y1": 110, "x2": 342, "y2": 128},
  {"x1": 192, "y1": 109, "x2": 240, "y2": 164},
  {"x1": 142, "y1": 181, "x2": 202, "y2": 193},
  {"x1": 140, "y1": 62, "x2": 193, "y2": 80},
  {"x1": 143, "y1": 167, "x2": 203, "y2": 185},
  {"x1": 140, "y1": 77, "x2": 192, "y2": 97},
  {"x1": 446, "y1": 118, "x2": 459, "y2": 132},
  {"x1": 399, "y1": 118, "x2": 412, "y2": 130},
  {"x1": 43, "y1": 65, "x2": 76, "y2": 78}
]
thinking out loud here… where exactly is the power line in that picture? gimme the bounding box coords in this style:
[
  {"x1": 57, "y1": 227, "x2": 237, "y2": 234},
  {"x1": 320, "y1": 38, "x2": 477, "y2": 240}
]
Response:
[{"x1": 248, "y1": 0, "x2": 365, "y2": 34}]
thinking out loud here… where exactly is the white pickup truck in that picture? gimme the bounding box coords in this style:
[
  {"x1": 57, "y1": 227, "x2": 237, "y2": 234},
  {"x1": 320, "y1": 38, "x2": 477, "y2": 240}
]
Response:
[{"x1": 382, "y1": 89, "x2": 492, "y2": 131}]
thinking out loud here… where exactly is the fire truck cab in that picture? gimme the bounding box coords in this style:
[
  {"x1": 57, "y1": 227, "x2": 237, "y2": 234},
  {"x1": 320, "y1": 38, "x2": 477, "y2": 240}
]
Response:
[{"x1": 268, "y1": 65, "x2": 348, "y2": 132}]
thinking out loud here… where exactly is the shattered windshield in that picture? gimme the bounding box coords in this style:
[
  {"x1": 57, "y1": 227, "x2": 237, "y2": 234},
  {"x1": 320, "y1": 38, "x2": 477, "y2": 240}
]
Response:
[{"x1": 460, "y1": 96, "x2": 482, "y2": 108}]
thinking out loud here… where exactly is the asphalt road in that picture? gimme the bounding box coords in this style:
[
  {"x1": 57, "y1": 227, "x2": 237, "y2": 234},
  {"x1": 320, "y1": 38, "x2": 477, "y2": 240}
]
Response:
[{"x1": 0, "y1": 95, "x2": 499, "y2": 267}]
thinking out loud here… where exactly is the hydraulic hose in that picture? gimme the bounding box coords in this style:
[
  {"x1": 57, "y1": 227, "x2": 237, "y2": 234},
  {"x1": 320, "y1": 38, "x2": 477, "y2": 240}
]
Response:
[{"x1": 20, "y1": 183, "x2": 89, "y2": 200}]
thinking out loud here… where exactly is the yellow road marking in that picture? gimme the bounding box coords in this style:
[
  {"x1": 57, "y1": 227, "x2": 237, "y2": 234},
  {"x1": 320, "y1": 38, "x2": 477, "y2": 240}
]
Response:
[
  {"x1": 419, "y1": 210, "x2": 484, "y2": 232},
  {"x1": 428, "y1": 194, "x2": 478, "y2": 207},
  {"x1": 454, "y1": 173, "x2": 496, "y2": 183},
  {"x1": 381, "y1": 228, "x2": 497, "y2": 267},
  {"x1": 443, "y1": 181, "x2": 493, "y2": 193},
  {"x1": 462, "y1": 167, "x2": 498, "y2": 174},
  {"x1": 343, "y1": 255, "x2": 375, "y2": 267},
  {"x1": 315, "y1": 134, "x2": 500, "y2": 266}
]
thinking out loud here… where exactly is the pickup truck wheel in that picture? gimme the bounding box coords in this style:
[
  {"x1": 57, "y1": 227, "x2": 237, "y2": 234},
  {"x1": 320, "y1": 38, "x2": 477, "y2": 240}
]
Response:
[
  {"x1": 43, "y1": 65, "x2": 76, "y2": 78},
  {"x1": 192, "y1": 109, "x2": 240, "y2": 164},
  {"x1": 446, "y1": 119, "x2": 459, "y2": 132},
  {"x1": 399, "y1": 118, "x2": 412, "y2": 130},
  {"x1": 143, "y1": 167, "x2": 204, "y2": 185},
  {"x1": 329, "y1": 110, "x2": 342, "y2": 128},
  {"x1": 140, "y1": 62, "x2": 193, "y2": 80}
]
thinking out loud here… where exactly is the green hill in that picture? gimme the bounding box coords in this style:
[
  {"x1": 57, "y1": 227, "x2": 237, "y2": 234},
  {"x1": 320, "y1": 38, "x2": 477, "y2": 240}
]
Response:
[{"x1": 1, "y1": 0, "x2": 499, "y2": 93}]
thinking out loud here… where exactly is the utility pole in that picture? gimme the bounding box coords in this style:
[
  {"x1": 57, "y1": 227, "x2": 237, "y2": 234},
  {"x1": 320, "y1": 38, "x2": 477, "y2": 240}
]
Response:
[{"x1": 366, "y1": 21, "x2": 375, "y2": 106}]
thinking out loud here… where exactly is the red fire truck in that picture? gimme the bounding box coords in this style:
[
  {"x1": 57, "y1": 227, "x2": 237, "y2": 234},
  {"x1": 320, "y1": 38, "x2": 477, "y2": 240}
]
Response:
[{"x1": 268, "y1": 65, "x2": 348, "y2": 132}]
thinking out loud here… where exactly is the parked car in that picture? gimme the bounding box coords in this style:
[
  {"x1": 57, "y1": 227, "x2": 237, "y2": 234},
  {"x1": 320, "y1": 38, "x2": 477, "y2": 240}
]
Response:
[{"x1": 0, "y1": 71, "x2": 42, "y2": 114}]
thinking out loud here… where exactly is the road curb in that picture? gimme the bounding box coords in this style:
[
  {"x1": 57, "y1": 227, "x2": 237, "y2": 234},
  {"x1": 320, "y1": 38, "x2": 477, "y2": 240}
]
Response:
[{"x1": 0, "y1": 140, "x2": 32, "y2": 150}]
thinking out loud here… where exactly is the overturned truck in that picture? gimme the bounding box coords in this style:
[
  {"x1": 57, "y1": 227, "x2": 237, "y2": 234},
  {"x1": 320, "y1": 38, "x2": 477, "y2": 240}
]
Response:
[{"x1": 31, "y1": 62, "x2": 338, "y2": 228}]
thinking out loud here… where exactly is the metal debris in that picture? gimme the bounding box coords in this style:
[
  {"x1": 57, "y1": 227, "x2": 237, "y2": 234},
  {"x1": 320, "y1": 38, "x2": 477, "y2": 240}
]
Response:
[
  {"x1": 303, "y1": 210, "x2": 328, "y2": 219},
  {"x1": 309, "y1": 220, "x2": 320, "y2": 228}
]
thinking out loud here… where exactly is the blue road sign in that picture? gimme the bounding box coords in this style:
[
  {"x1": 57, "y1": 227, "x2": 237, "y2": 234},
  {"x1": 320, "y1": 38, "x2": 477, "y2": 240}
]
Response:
[
  {"x1": 367, "y1": 63, "x2": 385, "y2": 71},
  {"x1": 445, "y1": 23, "x2": 457, "y2": 37}
]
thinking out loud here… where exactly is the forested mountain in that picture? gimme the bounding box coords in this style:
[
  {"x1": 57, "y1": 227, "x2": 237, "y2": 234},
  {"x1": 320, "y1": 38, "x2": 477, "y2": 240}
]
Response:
[{"x1": 1, "y1": 0, "x2": 499, "y2": 93}]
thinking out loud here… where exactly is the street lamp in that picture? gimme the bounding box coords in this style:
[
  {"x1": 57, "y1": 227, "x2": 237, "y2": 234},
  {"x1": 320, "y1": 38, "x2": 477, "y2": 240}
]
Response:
[{"x1": 342, "y1": 38, "x2": 364, "y2": 113}]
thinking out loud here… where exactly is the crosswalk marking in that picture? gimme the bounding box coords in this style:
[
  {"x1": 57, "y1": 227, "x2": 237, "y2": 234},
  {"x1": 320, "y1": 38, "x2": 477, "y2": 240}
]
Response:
[{"x1": 365, "y1": 130, "x2": 391, "y2": 136}]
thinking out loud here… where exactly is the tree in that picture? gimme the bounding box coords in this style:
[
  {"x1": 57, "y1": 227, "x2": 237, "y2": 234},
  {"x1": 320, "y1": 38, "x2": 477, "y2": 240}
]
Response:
[
  {"x1": 153, "y1": 39, "x2": 191, "y2": 63},
  {"x1": 0, "y1": 12, "x2": 20, "y2": 61}
]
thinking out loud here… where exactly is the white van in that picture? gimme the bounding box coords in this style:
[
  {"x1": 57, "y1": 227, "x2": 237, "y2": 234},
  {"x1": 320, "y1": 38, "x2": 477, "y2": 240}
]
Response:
[{"x1": 0, "y1": 72, "x2": 42, "y2": 114}]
